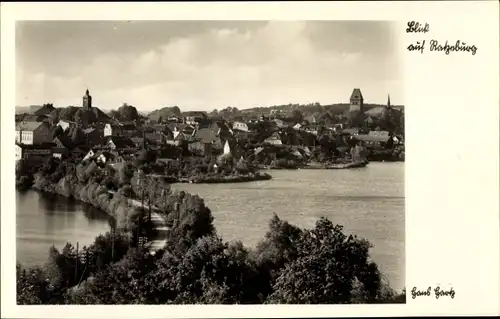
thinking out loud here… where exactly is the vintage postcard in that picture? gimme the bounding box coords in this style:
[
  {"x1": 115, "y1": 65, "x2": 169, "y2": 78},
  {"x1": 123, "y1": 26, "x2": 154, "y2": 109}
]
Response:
[{"x1": 1, "y1": 1, "x2": 498, "y2": 318}]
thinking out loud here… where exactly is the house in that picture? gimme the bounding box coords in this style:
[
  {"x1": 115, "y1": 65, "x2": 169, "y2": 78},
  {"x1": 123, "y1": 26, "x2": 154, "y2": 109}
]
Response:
[
  {"x1": 264, "y1": 132, "x2": 283, "y2": 145},
  {"x1": 191, "y1": 128, "x2": 221, "y2": 156},
  {"x1": 273, "y1": 118, "x2": 290, "y2": 128},
  {"x1": 293, "y1": 123, "x2": 302, "y2": 130},
  {"x1": 145, "y1": 132, "x2": 167, "y2": 145},
  {"x1": 368, "y1": 130, "x2": 390, "y2": 138},
  {"x1": 52, "y1": 135, "x2": 74, "y2": 158},
  {"x1": 15, "y1": 121, "x2": 52, "y2": 145},
  {"x1": 94, "y1": 150, "x2": 120, "y2": 165},
  {"x1": 82, "y1": 127, "x2": 103, "y2": 146},
  {"x1": 15, "y1": 143, "x2": 53, "y2": 162},
  {"x1": 232, "y1": 121, "x2": 249, "y2": 132},
  {"x1": 223, "y1": 140, "x2": 231, "y2": 155},
  {"x1": 209, "y1": 121, "x2": 233, "y2": 139},
  {"x1": 83, "y1": 149, "x2": 96, "y2": 162},
  {"x1": 342, "y1": 128, "x2": 360, "y2": 136},
  {"x1": 303, "y1": 124, "x2": 319, "y2": 136},
  {"x1": 168, "y1": 123, "x2": 196, "y2": 137},
  {"x1": 167, "y1": 131, "x2": 186, "y2": 146},
  {"x1": 104, "y1": 122, "x2": 138, "y2": 137},
  {"x1": 350, "y1": 144, "x2": 368, "y2": 163},
  {"x1": 106, "y1": 136, "x2": 136, "y2": 150},
  {"x1": 183, "y1": 111, "x2": 208, "y2": 125},
  {"x1": 354, "y1": 134, "x2": 391, "y2": 148},
  {"x1": 57, "y1": 120, "x2": 73, "y2": 132},
  {"x1": 330, "y1": 123, "x2": 344, "y2": 132}
]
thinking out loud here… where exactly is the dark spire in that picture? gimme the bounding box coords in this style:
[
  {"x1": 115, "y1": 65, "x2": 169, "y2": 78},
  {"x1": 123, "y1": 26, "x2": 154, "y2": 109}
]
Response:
[
  {"x1": 387, "y1": 94, "x2": 391, "y2": 108},
  {"x1": 86, "y1": 89, "x2": 89, "y2": 95}
]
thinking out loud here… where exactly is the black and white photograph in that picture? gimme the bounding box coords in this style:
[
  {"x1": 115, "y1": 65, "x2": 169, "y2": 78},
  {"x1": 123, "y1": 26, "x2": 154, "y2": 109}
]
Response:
[
  {"x1": 2, "y1": 1, "x2": 499, "y2": 317},
  {"x1": 13, "y1": 19, "x2": 405, "y2": 305}
]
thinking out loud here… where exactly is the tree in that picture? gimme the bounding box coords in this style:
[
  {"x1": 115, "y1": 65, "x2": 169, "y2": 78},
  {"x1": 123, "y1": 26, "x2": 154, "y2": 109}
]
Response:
[
  {"x1": 116, "y1": 103, "x2": 139, "y2": 122},
  {"x1": 17, "y1": 263, "x2": 56, "y2": 304},
  {"x1": 266, "y1": 218, "x2": 383, "y2": 304},
  {"x1": 291, "y1": 110, "x2": 303, "y2": 123}
]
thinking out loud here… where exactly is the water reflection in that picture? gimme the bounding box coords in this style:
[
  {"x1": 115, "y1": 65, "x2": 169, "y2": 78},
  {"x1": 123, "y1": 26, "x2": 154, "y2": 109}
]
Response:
[{"x1": 16, "y1": 190, "x2": 111, "y2": 266}]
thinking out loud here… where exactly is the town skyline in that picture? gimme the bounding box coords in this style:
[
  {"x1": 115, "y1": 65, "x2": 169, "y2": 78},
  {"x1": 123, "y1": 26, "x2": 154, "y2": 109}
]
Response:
[{"x1": 16, "y1": 21, "x2": 403, "y2": 112}]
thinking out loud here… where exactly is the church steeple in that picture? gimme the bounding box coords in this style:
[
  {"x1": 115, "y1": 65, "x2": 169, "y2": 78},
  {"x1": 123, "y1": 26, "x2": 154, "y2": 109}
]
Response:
[
  {"x1": 86, "y1": 89, "x2": 89, "y2": 96},
  {"x1": 387, "y1": 94, "x2": 391, "y2": 109}
]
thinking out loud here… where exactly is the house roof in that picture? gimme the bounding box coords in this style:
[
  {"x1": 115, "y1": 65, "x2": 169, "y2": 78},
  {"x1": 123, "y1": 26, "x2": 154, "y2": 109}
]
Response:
[
  {"x1": 264, "y1": 131, "x2": 281, "y2": 140},
  {"x1": 53, "y1": 135, "x2": 74, "y2": 150},
  {"x1": 350, "y1": 88, "x2": 364, "y2": 101},
  {"x1": 106, "y1": 136, "x2": 136, "y2": 149},
  {"x1": 82, "y1": 127, "x2": 96, "y2": 134},
  {"x1": 94, "y1": 150, "x2": 116, "y2": 159},
  {"x1": 368, "y1": 130, "x2": 390, "y2": 137},
  {"x1": 254, "y1": 147, "x2": 264, "y2": 155},
  {"x1": 145, "y1": 132, "x2": 165, "y2": 142},
  {"x1": 342, "y1": 128, "x2": 360, "y2": 135},
  {"x1": 16, "y1": 121, "x2": 46, "y2": 131},
  {"x1": 354, "y1": 134, "x2": 391, "y2": 143},
  {"x1": 194, "y1": 128, "x2": 219, "y2": 143}
]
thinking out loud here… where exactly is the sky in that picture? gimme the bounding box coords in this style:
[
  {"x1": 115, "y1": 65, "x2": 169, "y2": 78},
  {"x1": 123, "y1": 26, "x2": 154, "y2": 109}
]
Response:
[{"x1": 16, "y1": 20, "x2": 403, "y2": 112}]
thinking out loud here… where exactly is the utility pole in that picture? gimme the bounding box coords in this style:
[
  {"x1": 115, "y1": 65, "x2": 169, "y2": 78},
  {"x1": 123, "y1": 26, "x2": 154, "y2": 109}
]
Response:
[
  {"x1": 111, "y1": 225, "x2": 115, "y2": 261},
  {"x1": 75, "y1": 241, "x2": 79, "y2": 284}
]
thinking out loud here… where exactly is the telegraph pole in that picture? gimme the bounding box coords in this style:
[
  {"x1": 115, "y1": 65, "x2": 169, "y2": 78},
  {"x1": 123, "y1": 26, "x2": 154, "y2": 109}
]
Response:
[{"x1": 75, "y1": 241, "x2": 79, "y2": 284}]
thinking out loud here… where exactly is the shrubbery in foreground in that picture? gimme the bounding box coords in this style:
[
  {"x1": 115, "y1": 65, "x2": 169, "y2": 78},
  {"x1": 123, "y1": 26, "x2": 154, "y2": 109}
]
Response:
[{"x1": 17, "y1": 212, "x2": 405, "y2": 304}]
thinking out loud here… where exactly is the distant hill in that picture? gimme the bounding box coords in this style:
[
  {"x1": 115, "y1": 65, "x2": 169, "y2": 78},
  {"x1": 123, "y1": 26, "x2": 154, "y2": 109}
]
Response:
[{"x1": 147, "y1": 106, "x2": 182, "y2": 122}]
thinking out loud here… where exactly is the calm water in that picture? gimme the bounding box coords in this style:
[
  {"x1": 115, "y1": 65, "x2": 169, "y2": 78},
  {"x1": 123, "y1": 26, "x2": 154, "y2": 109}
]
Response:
[
  {"x1": 173, "y1": 162, "x2": 405, "y2": 290},
  {"x1": 16, "y1": 191, "x2": 112, "y2": 266}
]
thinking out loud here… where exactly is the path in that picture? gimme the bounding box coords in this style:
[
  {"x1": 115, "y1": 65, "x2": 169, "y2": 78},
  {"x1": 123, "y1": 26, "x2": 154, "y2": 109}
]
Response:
[{"x1": 108, "y1": 190, "x2": 169, "y2": 254}]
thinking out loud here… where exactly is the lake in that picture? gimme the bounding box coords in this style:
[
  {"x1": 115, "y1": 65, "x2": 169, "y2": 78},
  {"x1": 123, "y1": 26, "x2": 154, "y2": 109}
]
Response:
[
  {"x1": 16, "y1": 162, "x2": 404, "y2": 290},
  {"x1": 173, "y1": 162, "x2": 405, "y2": 290},
  {"x1": 16, "y1": 191, "x2": 112, "y2": 266}
]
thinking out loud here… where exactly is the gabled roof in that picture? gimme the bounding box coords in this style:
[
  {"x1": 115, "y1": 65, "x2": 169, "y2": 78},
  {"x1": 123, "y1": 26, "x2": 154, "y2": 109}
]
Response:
[
  {"x1": 16, "y1": 121, "x2": 47, "y2": 131},
  {"x1": 53, "y1": 135, "x2": 74, "y2": 150},
  {"x1": 264, "y1": 131, "x2": 282, "y2": 140},
  {"x1": 368, "y1": 130, "x2": 390, "y2": 137},
  {"x1": 82, "y1": 127, "x2": 96, "y2": 134},
  {"x1": 106, "y1": 136, "x2": 136, "y2": 149},
  {"x1": 145, "y1": 132, "x2": 166, "y2": 142},
  {"x1": 343, "y1": 128, "x2": 360, "y2": 135},
  {"x1": 350, "y1": 88, "x2": 364, "y2": 101},
  {"x1": 354, "y1": 134, "x2": 391, "y2": 143},
  {"x1": 194, "y1": 128, "x2": 219, "y2": 143}
]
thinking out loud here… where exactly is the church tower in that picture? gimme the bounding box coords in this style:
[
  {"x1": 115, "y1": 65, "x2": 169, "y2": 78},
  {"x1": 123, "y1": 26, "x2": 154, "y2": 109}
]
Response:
[
  {"x1": 82, "y1": 89, "x2": 92, "y2": 128},
  {"x1": 349, "y1": 88, "x2": 364, "y2": 114},
  {"x1": 387, "y1": 94, "x2": 391, "y2": 110},
  {"x1": 83, "y1": 89, "x2": 92, "y2": 111}
]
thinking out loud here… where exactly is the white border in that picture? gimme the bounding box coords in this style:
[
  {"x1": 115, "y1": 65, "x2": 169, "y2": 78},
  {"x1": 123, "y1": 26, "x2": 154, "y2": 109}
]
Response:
[{"x1": 2, "y1": 1, "x2": 499, "y2": 318}]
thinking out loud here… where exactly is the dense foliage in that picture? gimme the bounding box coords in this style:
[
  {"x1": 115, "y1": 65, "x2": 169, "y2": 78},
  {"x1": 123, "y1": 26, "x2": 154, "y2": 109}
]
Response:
[{"x1": 17, "y1": 209, "x2": 405, "y2": 304}]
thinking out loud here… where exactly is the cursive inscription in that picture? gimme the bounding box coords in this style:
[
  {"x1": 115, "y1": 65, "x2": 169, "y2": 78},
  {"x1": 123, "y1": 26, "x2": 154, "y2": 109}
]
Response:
[
  {"x1": 406, "y1": 21, "x2": 430, "y2": 33},
  {"x1": 405, "y1": 21, "x2": 478, "y2": 55},
  {"x1": 411, "y1": 286, "x2": 456, "y2": 299}
]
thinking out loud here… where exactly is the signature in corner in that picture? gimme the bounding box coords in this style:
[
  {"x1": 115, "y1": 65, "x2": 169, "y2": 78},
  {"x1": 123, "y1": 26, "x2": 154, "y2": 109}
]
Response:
[{"x1": 411, "y1": 286, "x2": 456, "y2": 299}]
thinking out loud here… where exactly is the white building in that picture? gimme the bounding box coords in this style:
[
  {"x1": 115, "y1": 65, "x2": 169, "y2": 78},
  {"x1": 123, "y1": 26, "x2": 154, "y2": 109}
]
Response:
[
  {"x1": 232, "y1": 121, "x2": 249, "y2": 132},
  {"x1": 15, "y1": 121, "x2": 52, "y2": 145},
  {"x1": 223, "y1": 140, "x2": 231, "y2": 155}
]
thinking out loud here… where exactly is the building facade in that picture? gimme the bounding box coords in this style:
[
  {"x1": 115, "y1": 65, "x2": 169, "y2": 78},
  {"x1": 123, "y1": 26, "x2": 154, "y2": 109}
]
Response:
[
  {"x1": 349, "y1": 88, "x2": 364, "y2": 114},
  {"x1": 15, "y1": 121, "x2": 52, "y2": 145},
  {"x1": 82, "y1": 89, "x2": 93, "y2": 128}
]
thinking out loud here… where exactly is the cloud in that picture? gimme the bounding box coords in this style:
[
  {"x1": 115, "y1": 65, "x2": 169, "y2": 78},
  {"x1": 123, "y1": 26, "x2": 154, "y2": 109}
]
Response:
[{"x1": 16, "y1": 21, "x2": 402, "y2": 111}]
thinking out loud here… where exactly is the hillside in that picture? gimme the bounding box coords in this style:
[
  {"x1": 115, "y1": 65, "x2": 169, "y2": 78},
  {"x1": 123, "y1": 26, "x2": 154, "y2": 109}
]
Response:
[{"x1": 147, "y1": 106, "x2": 182, "y2": 122}]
